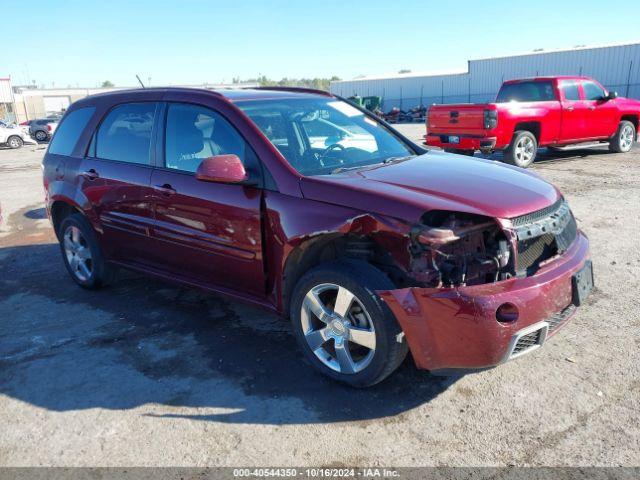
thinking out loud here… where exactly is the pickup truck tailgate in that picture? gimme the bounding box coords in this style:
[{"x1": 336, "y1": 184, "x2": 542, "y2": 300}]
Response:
[{"x1": 427, "y1": 104, "x2": 489, "y2": 135}]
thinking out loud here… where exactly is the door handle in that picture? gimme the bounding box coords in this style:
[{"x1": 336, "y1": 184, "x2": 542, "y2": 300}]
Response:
[
  {"x1": 154, "y1": 183, "x2": 176, "y2": 196},
  {"x1": 81, "y1": 169, "x2": 99, "y2": 180},
  {"x1": 565, "y1": 106, "x2": 574, "y2": 111},
  {"x1": 589, "y1": 106, "x2": 596, "y2": 110}
]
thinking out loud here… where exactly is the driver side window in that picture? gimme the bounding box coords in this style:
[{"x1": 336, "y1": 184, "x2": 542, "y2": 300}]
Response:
[{"x1": 165, "y1": 103, "x2": 247, "y2": 173}]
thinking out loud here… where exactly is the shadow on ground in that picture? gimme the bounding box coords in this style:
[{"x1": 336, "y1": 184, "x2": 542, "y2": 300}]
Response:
[{"x1": 0, "y1": 240, "x2": 456, "y2": 425}]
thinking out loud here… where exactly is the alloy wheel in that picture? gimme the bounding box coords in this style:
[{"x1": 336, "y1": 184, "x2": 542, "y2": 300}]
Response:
[
  {"x1": 63, "y1": 226, "x2": 93, "y2": 282},
  {"x1": 620, "y1": 124, "x2": 634, "y2": 151},
  {"x1": 515, "y1": 136, "x2": 535, "y2": 164},
  {"x1": 300, "y1": 283, "x2": 376, "y2": 374},
  {"x1": 35, "y1": 131, "x2": 47, "y2": 141},
  {"x1": 8, "y1": 137, "x2": 22, "y2": 148}
]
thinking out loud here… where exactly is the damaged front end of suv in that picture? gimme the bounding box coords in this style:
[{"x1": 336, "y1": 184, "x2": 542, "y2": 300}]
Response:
[{"x1": 377, "y1": 197, "x2": 590, "y2": 372}]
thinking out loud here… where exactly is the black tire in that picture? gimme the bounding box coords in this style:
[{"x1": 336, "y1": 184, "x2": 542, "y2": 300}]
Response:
[
  {"x1": 444, "y1": 148, "x2": 474, "y2": 156},
  {"x1": 290, "y1": 260, "x2": 408, "y2": 387},
  {"x1": 7, "y1": 136, "x2": 23, "y2": 149},
  {"x1": 609, "y1": 120, "x2": 636, "y2": 153},
  {"x1": 34, "y1": 130, "x2": 48, "y2": 142},
  {"x1": 58, "y1": 213, "x2": 114, "y2": 289},
  {"x1": 504, "y1": 130, "x2": 538, "y2": 168}
]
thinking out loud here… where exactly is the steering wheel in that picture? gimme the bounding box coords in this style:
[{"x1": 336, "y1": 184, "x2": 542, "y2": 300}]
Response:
[{"x1": 318, "y1": 143, "x2": 346, "y2": 167}]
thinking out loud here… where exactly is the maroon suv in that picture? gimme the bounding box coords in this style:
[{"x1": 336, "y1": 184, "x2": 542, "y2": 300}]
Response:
[{"x1": 42, "y1": 87, "x2": 593, "y2": 386}]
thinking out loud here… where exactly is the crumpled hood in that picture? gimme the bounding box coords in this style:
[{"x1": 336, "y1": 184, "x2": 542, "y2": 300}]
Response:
[{"x1": 300, "y1": 151, "x2": 561, "y2": 221}]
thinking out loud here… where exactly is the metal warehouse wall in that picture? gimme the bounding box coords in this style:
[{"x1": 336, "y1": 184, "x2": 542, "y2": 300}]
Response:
[{"x1": 330, "y1": 42, "x2": 640, "y2": 109}]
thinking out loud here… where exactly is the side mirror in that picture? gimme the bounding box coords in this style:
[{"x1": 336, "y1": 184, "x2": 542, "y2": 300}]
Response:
[
  {"x1": 195, "y1": 154, "x2": 248, "y2": 184},
  {"x1": 607, "y1": 91, "x2": 618, "y2": 101}
]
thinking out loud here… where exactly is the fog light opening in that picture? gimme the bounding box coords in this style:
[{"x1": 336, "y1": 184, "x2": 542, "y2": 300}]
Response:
[{"x1": 496, "y1": 303, "x2": 519, "y2": 323}]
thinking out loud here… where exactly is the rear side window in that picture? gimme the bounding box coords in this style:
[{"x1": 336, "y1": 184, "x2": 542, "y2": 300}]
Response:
[
  {"x1": 96, "y1": 103, "x2": 157, "y2": 164},
  {"x1": 582, "y1": 81, "x2": 606, "y2": 101},
  {"x1": 560, "y1": 81, "x2": 581, "y2": 101},
  {"x1": 164, "y1": 103, "x2": 248, "y2": 173},
  {"x1": 496, "y1": 81, "x2": 556, "y2": 103},
  {"x1": 48, "y1": 107, "x2": 95, "y2": 156}
]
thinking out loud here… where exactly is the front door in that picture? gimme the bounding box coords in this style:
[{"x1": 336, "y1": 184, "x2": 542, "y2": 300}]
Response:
[
  {"x1": 581, "y1": 80, "x2": 619, "y2": 139},
  {"x1": 81, "y1": 102, "x2": 158, "y2": 265},
  {"x1": 149, "y1": 102, "x2": 265, "y2": 296}
]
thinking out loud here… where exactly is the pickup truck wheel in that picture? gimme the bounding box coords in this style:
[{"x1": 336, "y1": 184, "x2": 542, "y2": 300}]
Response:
[
  {"x1": 290, "y1": 260, "x2": 408, "y2": 387},
  {"x1": 505, "y1": 130, "x2": 537, "y2": 168},
  {"x1": 7, "y1": 136, "x2": 24, "y2": 149},
  {"x1": 609, "y1": 121, "x2": 636, "y2": 153},
  {"x1": 59, "y1": 213, "x2": 114, "y2": 289}
]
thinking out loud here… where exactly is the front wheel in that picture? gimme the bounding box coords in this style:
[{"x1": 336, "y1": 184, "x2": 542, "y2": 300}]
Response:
[
  {"x1": 290, "y1": 261, "x2": 408, "y2": 387},
  {"x1": 7, "y1": 136, "x2": 23, "y2": 149},
  {"x1": 609, "y1": 120, "x2": 636, "y2": 153},
  {"x1": 504, "y1": 130, "x2": 537, "y2": 168},
  {"x1": 34, "y1": 130, "x2": 48, "y2": 141}
]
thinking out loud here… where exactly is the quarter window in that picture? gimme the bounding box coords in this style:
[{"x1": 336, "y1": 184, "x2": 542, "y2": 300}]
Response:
[
  {"x1": 495, "y1": 81, "x2": 557, "y2": 103},
  {"x1": 582, "y1": 81, "x2": 606, "y2": 101},
  {"x1": 96, "y1": 103, "x2": 156, "y2": 164},
  {"x1": 48, "y1": 107, "x2": 95, "y2": 156},
  {"x1": 560, "y1": 81, "x2": 581, "y2": 101},
  {"x1": 164, "y1": 103, "x2": 247, "y2": 173}
]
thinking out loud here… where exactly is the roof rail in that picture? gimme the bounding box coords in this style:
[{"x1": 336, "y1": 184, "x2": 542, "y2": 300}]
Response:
[{"x1": 250, "y1": 86, "x2": 333, "y2": 96}]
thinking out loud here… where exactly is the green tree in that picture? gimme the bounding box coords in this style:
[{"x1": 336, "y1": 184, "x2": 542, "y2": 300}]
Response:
[{"x1": 101, "y1": 80, "x2": 115, "y2": 87}]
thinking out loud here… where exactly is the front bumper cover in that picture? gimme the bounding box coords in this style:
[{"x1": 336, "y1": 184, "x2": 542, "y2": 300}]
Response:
[{"x1": 378, "y1": 231, "x2": 590, "y2": 371}]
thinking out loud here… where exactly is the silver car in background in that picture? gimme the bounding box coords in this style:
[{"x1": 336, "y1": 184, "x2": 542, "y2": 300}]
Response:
[{"x1": 0, "y1": 120, "x2": 36, "y2": 149}]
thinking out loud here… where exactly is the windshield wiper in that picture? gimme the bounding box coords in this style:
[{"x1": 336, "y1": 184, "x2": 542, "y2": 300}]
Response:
[
  {"x1": 331, "y1": 164, "x2": 370, "y2": 174},
  {"x1": 382, "y1": 155, "x2": 416, "y2": 165}
]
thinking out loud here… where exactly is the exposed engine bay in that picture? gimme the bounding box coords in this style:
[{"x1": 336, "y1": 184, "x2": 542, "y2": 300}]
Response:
[
  {"x1": 404, "y1": 201, "x2": 578, "y2": 288},
  {"x1": 409, "y1": 211, "x2": 513, "y2": 287}
]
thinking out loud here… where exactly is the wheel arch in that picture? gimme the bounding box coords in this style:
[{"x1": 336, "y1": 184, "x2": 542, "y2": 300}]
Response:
[
  {"x1": 512, "y1": 121, "x2": 541, "y2": 142},
  {"x1": 620, "y1": 114, "x2": 638, "y2": 132}
]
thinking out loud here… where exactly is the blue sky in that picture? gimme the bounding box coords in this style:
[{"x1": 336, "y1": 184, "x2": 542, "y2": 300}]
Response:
[{"x1": 3, "y1": 0, "x2": 638, "y2": 88}]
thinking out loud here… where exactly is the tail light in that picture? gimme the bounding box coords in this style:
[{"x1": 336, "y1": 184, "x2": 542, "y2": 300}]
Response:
[
  {"x1": 47, "y1": 124, "x2": 52, "y2": 132},
  {"x1": 483, "y1": 109, "x2": 498, "y2": 129},
  {"x1": 19, "y1": 121, "x2": 29, "y2": 126}
]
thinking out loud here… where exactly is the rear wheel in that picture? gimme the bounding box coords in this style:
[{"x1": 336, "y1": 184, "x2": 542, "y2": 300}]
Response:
[
  {"x1": 290, "y1": 261, "x2": 408, "y2": 387},
  {"x1": 59, "y1": 213, "x2": 113, "y2": 289},
  {"x1": 504, "y1": 130, "x2": 537, "y2": 168},
  {"x1": 609, "y1": 120, "x2": 635, "y2": 153},
  {"x1": 7, "y1": 136, "x2": 23, "y2": 149}
]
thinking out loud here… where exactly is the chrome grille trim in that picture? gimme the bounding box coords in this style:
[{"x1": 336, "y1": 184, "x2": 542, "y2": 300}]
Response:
[
  {"x1": 547, "y1": 304, "x2": 576, "y2": 334},
  {"x1": 504, "y1": 321, "x2": 549, "y2": 361}
]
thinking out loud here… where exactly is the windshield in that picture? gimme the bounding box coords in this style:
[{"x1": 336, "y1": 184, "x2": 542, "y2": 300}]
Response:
[{"x1": 236, "y1": 97, "x2": 414, "y2": 175}]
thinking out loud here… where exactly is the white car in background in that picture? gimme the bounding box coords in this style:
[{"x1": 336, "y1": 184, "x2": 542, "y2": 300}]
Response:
[{"x1": 0, "y1": 120, "x2": 36, "y2": 149}]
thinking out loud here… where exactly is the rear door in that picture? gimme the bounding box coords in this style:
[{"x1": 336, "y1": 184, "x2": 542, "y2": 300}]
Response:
[
  {"x1": 581, "y1": 80, "x2": 619, "y2": 139},
  {"x1": 80, "y1": 102, "x2": 158, "y2": 265},
  {"x1": 558, "y1": 80, "x2": 589, "y2": 142},
  {"x1": 149, "y1": 100, "x2": 265, "y2": 295}
]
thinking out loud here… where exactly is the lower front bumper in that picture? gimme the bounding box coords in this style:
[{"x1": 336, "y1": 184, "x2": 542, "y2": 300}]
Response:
[
  {"x1": 378, "y1": 232, "x2": 590, "y2": 371},
  {"x1": 425, "y1": 134, "x2": 497, "y2": 151}
]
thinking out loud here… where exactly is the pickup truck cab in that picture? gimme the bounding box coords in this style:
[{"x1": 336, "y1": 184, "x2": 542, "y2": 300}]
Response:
[
  {"x1": 425, "y1": 76, "x2": 640, "y2": 167},
  {"x1": 43, "y1": 87, "x2": 592, "y2": 386}
]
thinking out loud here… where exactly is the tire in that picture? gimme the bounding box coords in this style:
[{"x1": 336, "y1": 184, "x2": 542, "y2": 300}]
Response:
[
  {"x1": 504, "y1": 130, "x2": 538, "y2": 168},
  {"x1": 290, "y1": 260, "x2": 408, "y2": 387},
  {"x1": 609, "y1": 120, "x2": 636, "y2": 153},
  {"x1": 34, "y1": 130, "x2": 48, "y2": 142},
  {"x1": 58, "y1": 213, "x2": 114, "y2": 289},
  {"x1": 7, "y1": 136, "x2": 23, "y2": 149},
  {"x1": 444, "y1": 148, "x2": 474, "y2": 156}
]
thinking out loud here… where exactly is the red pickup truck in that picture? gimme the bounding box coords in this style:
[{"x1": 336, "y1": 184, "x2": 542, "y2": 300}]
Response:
[{"x1": 425, "y1": 76, "x2": 640, "y2": 167}]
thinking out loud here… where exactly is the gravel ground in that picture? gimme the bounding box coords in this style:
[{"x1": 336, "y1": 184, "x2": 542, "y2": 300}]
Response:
[{"x1": 0, "y1": 129, "x2": 639, "y2": 467}]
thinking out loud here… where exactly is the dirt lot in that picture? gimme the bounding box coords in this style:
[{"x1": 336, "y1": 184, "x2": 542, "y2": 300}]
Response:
[{"x1": 0, "y1": 128, "x2": 639, "y2": 467}]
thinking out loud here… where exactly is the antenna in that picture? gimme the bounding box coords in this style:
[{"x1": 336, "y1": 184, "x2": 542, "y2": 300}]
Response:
[{"x1": 136, "y1": 75, "x2": 146, "y2": 88}]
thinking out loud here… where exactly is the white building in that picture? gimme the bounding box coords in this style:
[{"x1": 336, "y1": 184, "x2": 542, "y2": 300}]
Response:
[{"x1": 330, "y1": 41, "x2": 640, "y2": 110}]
